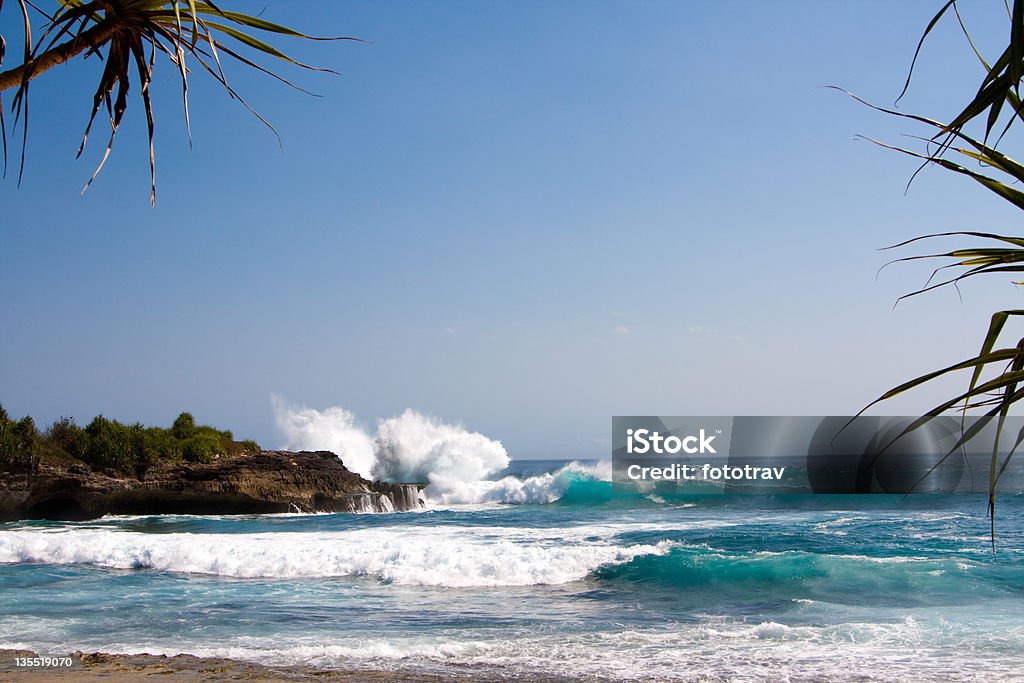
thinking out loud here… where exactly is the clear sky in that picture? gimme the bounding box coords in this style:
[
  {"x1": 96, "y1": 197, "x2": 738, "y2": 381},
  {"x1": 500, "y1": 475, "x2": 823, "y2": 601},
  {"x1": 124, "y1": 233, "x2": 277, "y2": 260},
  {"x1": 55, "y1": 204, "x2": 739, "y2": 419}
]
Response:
[{"x1": 2, "y1": 1, "x2": 1023, "y2": 458}]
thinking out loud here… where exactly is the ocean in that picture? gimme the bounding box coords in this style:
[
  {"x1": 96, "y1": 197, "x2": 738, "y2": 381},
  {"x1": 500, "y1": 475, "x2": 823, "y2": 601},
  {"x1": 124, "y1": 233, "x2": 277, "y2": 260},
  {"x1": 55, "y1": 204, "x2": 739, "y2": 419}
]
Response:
[{"x1": 1, "y1": 458, "x2": 1023, "y2": 682}]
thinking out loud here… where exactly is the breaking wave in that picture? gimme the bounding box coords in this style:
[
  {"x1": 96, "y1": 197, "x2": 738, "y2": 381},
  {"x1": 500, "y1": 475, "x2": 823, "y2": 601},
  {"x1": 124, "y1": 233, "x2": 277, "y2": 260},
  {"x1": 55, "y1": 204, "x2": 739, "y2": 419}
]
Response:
[
  {"x1": 271, "y1": 397, "x2": 377, "y2": 478},
  {"x1": 4, "y1": 524, "x2": 1019, "y2": 598},
  {"x1": 0, "y1": 527, "x2": 670, "y2": 586},
  {"x1": 271, "y1": 396, "x2": 610, "y2": 506}
]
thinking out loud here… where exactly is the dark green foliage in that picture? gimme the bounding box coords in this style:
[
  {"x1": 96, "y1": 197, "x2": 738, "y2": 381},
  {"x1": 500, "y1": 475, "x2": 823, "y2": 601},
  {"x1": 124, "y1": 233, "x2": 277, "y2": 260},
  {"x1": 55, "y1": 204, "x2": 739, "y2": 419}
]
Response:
[
  {"x1": 46, "y1": 417, "x2": 84, "y2": 458},
  {"x1": 183, "y1": 433, "x2": 223, "y2": 464},
  {"x1": 0, "y1": 408, "x2": 41, "y2": 471},
  {"x1": 172, "y1": 412, "x2": 197, "y2": 440},
  {"x1": 84, "y1": 416, "x2": 134, "y2": 473},
  {"x1": 15, "y1": 416, "x2": 40, "y2": 458},
  {"x1": 0, "y1": 405, "x2": 259, "y2": 477}
]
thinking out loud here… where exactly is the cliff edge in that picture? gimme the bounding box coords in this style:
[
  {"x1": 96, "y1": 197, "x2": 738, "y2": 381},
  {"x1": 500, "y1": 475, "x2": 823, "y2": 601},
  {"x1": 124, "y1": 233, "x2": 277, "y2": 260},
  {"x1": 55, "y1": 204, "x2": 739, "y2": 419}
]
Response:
[{"x1": 0, "y1": 450, "x2": 424, "y2": 521}]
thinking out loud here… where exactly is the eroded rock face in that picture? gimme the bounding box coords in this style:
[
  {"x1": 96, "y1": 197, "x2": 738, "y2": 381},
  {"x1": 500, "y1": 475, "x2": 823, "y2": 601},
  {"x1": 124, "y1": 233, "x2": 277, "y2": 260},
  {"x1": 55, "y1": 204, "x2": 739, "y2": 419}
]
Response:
[{"x1": 0, "y1": 451, "x2": 425, "y2": 521}]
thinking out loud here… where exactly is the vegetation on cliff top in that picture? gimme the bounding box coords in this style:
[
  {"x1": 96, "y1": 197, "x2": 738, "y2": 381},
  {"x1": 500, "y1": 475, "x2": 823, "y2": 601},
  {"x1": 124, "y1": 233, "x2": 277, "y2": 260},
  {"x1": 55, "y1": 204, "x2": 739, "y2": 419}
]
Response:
[{"x1": 0, "y1": 404, "x2": 259, "y2": 478}]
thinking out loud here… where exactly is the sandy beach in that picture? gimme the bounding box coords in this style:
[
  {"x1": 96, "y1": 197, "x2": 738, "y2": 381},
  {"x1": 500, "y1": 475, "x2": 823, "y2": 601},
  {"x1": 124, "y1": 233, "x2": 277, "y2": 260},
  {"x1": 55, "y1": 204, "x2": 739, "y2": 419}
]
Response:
[{"x1": 0, "y1": 649, "x2": 558, "y2": 682}]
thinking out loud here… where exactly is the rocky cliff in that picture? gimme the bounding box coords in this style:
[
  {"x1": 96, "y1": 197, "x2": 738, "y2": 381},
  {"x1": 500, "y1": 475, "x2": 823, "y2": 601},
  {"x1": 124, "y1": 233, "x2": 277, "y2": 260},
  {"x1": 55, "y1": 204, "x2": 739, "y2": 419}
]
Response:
[{"x1": 0, "y1": 450, "x2": 424, "y2": 521}]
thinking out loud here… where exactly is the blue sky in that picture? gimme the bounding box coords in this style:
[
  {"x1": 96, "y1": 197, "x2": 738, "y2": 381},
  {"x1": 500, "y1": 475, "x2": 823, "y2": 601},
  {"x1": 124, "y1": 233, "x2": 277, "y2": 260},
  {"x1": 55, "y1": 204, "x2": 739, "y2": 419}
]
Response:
[{"x1": 2, "y1": 1, "x2": 1022, "y2": 458}]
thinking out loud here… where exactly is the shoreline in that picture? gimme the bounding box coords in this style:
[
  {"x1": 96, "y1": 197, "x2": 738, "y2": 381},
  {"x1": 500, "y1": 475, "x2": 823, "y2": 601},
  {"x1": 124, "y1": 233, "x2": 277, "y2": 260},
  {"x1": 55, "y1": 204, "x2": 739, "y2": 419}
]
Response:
[{"x1": 0, "y1": 649, "x2": 577, "y2": 682}]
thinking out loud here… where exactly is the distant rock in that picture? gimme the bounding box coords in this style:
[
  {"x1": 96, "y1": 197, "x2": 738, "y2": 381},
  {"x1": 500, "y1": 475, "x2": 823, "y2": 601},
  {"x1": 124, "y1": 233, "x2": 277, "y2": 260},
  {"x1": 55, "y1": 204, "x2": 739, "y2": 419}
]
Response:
[{"x1": 0, "y1": 450, "x2": 424, "y2": 521}]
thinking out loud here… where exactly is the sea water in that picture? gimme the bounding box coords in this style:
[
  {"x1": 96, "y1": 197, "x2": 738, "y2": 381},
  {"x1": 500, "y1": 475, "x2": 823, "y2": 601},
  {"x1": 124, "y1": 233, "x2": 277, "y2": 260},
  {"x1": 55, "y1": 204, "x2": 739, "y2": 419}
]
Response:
[{"x1": 1, "y1": 459, "x2": 1023, "y2": 681}]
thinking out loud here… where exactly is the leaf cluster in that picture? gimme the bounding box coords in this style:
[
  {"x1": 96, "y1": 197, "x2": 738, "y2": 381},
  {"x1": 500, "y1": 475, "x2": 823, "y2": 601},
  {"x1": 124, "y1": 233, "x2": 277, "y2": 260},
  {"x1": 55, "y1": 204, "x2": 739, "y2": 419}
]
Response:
[{"x1": 0, "y1": 1, "x2": 351, "y2": 203}]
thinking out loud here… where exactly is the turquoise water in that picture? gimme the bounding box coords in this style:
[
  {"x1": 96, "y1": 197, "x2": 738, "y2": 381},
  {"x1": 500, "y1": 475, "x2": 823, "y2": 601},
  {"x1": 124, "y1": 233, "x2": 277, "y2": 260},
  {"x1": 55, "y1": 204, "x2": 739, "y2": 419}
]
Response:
[{"x1": 1, "y1": 459, "x2": 1023, "y2": 681}]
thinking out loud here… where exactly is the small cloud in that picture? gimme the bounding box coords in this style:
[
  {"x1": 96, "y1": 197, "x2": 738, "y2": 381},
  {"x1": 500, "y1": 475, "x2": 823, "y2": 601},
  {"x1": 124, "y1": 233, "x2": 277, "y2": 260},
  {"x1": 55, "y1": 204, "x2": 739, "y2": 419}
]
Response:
[
  {"x1": 725, "y1": 334, "x2": 746, "y2": 342},
  {"x1": 688, "y1": 325, "x2": 716, "y2": 336},
  {"x1": 613, "y1": 325, "x2": 632, "y2": 336},
  {"x1": 443, "y1": 326, "x2": 457, "y2": 334}
]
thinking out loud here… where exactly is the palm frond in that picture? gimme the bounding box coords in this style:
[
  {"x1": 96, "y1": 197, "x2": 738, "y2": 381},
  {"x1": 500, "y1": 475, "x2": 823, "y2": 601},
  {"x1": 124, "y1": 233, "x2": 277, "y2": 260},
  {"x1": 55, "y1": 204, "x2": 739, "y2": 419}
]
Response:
[
  {"x1": 0, "y1": 1, "x2": 357, "y2": 204},
  {"x1": 1, "y1": 0, "x2": 7, "y2": 175},
  {"x1": 901, "y1": 0, "x2": 1024, "y2": 145},
  {"x1": 845, "y1": 2, "x2": 1024, "y2": 544}
]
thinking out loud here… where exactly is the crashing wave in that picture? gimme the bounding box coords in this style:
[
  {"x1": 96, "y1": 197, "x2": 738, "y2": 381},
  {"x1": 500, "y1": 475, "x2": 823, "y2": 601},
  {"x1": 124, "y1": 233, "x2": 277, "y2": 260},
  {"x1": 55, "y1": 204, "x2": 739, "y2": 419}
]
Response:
[
  {"x1": 0, "y1": 527, "x2": 671, "y2": 586},
  {"x1": 271, "y1": 396, "x2": 611, "y2": 506}
]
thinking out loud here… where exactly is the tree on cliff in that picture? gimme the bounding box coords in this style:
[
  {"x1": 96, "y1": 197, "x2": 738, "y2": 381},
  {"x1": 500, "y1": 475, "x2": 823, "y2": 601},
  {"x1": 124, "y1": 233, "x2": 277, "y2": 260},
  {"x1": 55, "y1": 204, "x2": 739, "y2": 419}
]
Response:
[
  {"x1": 0, "y1": 404, "x2": 40, "y2": 472},
  {"x1": 0, "y1": 1, "x2": 350, "y2": 205},
  {"x1": 171, "y1": 412, "x2": 197, "y2": 440}
]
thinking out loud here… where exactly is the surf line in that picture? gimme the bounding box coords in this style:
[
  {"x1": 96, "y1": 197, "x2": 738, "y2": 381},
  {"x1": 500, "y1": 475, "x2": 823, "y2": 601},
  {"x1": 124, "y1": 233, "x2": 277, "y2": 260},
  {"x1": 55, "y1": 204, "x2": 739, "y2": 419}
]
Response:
[{"x1": 625, "y1": 463, "x2": 786, "y2": 481}]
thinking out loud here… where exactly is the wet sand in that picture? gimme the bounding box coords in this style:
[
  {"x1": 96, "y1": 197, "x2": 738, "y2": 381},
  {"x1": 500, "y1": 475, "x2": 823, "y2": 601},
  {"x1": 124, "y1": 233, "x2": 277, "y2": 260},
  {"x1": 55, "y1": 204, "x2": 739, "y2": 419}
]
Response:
[{"x1": 0, "y1": 649, "x2": 561, "y2": 682}]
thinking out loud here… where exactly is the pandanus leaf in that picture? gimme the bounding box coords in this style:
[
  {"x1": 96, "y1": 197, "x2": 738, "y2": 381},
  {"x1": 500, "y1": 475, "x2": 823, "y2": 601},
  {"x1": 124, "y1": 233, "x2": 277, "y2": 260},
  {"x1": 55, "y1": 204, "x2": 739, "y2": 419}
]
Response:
[{"x1": 1, "y1": 1, "x2": 352, "y2": 203}]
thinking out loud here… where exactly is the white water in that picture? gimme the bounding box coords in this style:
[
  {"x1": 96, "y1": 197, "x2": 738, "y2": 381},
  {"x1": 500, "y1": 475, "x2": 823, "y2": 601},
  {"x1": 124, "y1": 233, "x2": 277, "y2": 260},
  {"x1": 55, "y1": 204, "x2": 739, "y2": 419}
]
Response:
[
  {"x1": 3, "y1": 496, "x2": 1022, "y2": 682},
  {"x1": 271, "y1": 396, "x2": 610, "y2": 504},
  {"x1": 4, "y1": 614, "x2": 1021, "y2": 682},
  {"x1": 0, "y1": 525, "x2": 671, "y2": 586},
  {"x1": 425, "y1": 459, "x2": 612, "y2": 505},
  {"x1": 271, "y1": 396, "x2": 377, "y2": 477}
]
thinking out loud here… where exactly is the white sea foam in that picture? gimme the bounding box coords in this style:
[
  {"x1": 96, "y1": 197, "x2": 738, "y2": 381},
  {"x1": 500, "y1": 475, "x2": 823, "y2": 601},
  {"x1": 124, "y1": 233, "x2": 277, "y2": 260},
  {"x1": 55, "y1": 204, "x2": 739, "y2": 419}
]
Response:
[
  {"x1": 425, "y1": 460, "x2": 612, "y2": 505},
  {"x1": 271, "y1": 397, "x2": 611, "y2": 505},
  {"x1": 271, "y1": 396, "x2": 377, "y2": 478},
  {"x1": 0, "y1": 527, "x2": 671, "y2": 586},
  {"x1": 372, "y1": 409, "x2": 508, "y2": 485},
  {"x1": 6, "y1": 615, "x2": 1023, "y2": 682}
]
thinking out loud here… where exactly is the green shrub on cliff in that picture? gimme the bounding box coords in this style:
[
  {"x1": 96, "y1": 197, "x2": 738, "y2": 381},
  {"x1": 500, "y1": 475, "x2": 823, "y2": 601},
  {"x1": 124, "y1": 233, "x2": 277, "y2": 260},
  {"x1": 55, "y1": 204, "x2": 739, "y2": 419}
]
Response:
[
  {"x1": 80, "y1": 416, "x2": 234, "y2": 473},
  {"x1": 46, "y1": 417, "x2": 84, "y2": 457},
  {"x1": 182, "y1": 433, "x2": 224, "y2": 464},
  {"x1": 172, "y1": 413, "x2": 198, "y2": 440},
  {"x1": 0, "y1": 407, "x2": 260, "y2": 477},
  {"x1": 83, "y1": 416, "x2": 134, "y2": 473},
  {"x1": 0, "y1": 406, "x2": 42, "y2": 472}
]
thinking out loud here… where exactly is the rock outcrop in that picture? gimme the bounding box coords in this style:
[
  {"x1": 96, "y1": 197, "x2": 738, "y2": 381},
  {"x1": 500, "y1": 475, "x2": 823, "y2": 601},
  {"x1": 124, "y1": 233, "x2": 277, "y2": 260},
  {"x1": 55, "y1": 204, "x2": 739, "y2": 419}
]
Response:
[{"x1": 0, "y1": 450, "x2": 425, "y2": 521}]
